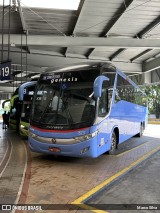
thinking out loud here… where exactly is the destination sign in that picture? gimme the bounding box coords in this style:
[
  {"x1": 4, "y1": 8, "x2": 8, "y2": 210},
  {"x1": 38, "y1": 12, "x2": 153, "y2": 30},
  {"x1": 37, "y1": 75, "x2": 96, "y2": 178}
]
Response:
[{"x1": 40, "y1": 69, "x2": 100, "y2": 84}]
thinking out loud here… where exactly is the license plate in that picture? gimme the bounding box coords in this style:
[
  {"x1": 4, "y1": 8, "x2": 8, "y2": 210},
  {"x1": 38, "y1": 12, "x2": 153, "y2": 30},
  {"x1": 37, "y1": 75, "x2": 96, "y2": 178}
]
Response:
[{"x1": 49, "y1": 147, "x2": 61, "y2": 153}]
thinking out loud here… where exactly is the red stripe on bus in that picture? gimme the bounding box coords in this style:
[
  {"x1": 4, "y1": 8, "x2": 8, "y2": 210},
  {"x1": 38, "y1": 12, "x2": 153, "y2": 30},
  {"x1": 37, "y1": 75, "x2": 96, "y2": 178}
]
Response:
[{"x1": 30, "y1": 125, "x2": 89, "y2": 133}]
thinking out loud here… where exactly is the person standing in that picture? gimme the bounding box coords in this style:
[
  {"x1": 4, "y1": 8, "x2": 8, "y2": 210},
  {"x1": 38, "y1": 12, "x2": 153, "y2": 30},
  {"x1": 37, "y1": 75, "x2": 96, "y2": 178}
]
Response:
[{"x1": 2, "y1": 111, "x2": 7, "y2": 129}]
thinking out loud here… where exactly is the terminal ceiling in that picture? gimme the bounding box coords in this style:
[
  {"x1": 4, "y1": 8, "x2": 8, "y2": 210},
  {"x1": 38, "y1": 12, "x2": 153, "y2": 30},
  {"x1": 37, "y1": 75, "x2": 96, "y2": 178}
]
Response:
[{"x1": 0, "y1": 0, "x2": 160, "y2": 94}]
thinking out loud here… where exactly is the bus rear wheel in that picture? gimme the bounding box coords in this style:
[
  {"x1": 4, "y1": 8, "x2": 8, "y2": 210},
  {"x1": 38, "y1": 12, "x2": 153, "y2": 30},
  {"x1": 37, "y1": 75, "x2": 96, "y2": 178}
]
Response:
[
  {"x1": 109, "y1": 131, "x2": 117, "y2": 155},
  {"x1": 137, "y1": 123, "x2": 144, "y2": 137}
]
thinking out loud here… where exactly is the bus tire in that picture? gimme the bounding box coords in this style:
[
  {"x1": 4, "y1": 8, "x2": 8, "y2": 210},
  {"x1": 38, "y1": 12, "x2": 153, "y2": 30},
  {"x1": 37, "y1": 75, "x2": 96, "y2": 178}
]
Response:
[
  {"x1": 137, "y1": 123, "x2": 144, "y2": 137},
  {"x1": 109, "y1": 131, "x2": 117, "y2": 155}
]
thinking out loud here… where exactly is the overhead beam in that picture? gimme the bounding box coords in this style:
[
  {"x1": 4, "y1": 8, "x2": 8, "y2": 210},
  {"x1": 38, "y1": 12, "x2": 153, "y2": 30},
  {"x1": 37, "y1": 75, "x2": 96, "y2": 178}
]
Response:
[
  {"x1": 29, "y1": 48, "x2": 64, "y2": 57},
  {"x1": 112, "y1": 61, "x2": 141, "y2": 73},
  {"x1": 1, "y1": 34, "x2": 160, "y2": 48},
  {"x1": 110, "y1": 14, "x2": 160, "y2": 60},
  {"x1": 138, "y1": 16, "x2": 160, "y2": 38},
  {"x1": 102, "y1": 0, "x2": 134, "y2": 37},
  {"x1": 109, "y1": 48, "x2": 126, "y2": 61},
  {"x1": 143, "y1": 56, "x2": 160, "y2": 72},
  {"x1": 17, "y1": 0, "x2": 27, "y2": 32},
  {"x1": 5, "y1": 51, "x2": 142, "y2": 73},
  {"x1": 72, "y1": 0, "x2": 86, "y2": 36},
  {"x1": 110, "y1": 47, "x2": 152, "y2": 62},
  {"x1": 88, "y1": 0, "x2": 134, "y2": 58},
  {"x1": 130, "y1": 49, "x2": 152, "y2": 62},
  {"x1": 64, "y1": 0, "x2": 86, "y2": 56},
  {"x1": 11, "y1": 64, "x2": 45, "y2": 73},
  {"x1": 86, "y1": 48, "x2": 95, "y2": 58}
]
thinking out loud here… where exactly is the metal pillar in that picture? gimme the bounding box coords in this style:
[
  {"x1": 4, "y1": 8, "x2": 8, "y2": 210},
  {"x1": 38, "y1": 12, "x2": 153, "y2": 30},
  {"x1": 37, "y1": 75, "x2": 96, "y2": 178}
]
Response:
[{"x1": 143, "y1": 72, "x2": 152, "y2": 84}]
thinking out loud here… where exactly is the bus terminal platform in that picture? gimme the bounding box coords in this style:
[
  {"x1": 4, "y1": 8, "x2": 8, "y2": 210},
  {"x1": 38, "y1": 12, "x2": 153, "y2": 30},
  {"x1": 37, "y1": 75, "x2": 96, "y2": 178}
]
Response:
[{"x1": 0, "y1": 124, "x2": 160, "y2": 213}]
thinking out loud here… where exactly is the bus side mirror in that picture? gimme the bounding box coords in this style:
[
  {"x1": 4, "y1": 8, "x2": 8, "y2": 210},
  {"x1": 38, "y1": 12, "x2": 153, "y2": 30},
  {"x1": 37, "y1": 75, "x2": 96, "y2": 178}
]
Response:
[{"x1": 93, "y1": 75, "x2": 109, "y2": 98}]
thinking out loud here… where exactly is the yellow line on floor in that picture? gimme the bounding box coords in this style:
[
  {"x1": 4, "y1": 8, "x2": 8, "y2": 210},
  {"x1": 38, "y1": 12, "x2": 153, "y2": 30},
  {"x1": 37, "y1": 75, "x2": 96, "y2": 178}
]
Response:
[
  {"x1": 71, "y1": 145, "x2": 160, "y2": 213},
  {"x1": 148, "y1": 121, "x2": 160, "y2": 125},
  {"x1": 74, "y1": 203, "x2": 107, "y2": 213},
  {"x1": 116, "y1": 141, "x2": 149, "y2": 157}
]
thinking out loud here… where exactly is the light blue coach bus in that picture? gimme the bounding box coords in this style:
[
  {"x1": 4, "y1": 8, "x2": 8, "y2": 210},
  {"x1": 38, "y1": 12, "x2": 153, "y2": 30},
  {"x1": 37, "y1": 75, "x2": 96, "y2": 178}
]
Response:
[{"x1": 28, "y1": 62, "x2": 148, "y2": 158}]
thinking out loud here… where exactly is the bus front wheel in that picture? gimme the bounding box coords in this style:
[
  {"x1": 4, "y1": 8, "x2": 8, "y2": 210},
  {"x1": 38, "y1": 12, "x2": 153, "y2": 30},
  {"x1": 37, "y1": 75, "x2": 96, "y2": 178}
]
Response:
[{"x1": 109, "y1": 131, "x2": 117, "y2": 155}]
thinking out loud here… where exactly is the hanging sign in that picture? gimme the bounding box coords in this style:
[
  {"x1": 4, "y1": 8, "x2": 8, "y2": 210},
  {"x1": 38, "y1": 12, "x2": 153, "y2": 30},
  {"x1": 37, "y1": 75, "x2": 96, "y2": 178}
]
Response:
[{"x1": 0, "y1": 61, "x2": 12, "y2": 80}]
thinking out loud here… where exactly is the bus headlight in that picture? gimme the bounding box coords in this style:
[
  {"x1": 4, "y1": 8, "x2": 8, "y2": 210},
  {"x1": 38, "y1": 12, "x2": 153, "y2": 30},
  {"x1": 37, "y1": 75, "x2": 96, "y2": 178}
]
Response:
[
  {"x1": 28, "y1": 132, "x2": 37, "y2": 138},
  {"x1": 74, "y1": 131, "x2": 98, "y2": 142},
  {"x1": 20, "y1": 124, "x2": 28, "y2": 130}
]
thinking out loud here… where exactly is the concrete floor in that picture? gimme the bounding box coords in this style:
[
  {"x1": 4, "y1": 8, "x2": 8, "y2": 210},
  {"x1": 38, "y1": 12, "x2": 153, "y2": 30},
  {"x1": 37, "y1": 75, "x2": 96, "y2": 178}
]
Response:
[
  {"x1": 0, "y1": 127, "x2": 27, "y2": 212},
  {"x1": 87, "y1": 151, "x2": 160, "y2": 213}
]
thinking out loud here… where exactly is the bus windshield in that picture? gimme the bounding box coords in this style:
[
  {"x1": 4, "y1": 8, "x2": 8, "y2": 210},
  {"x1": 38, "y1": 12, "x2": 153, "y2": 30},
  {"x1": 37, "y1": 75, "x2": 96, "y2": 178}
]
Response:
[{"x1": 31, "y1": 69, "x2": 99, "y2": 130}]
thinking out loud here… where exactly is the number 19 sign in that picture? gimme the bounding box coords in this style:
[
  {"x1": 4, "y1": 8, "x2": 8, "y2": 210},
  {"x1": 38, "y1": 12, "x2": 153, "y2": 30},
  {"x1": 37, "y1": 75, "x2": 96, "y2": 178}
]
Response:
[{"x1": 0, "y1": 61, "x2": 12, "y2": 80}]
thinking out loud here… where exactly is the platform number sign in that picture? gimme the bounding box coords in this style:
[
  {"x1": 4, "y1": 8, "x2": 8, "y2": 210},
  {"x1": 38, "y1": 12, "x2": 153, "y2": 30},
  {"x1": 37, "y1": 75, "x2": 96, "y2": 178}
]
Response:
[{"x1": 0, "y1": 61, "x2": 11, "y2": 80}]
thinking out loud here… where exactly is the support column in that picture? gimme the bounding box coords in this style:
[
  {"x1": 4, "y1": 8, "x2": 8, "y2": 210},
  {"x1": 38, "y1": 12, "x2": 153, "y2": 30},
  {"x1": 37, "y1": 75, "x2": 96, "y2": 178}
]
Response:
[
  {"x1": 8, "y1": 93, "x2": 12, "y2": 99},
  {"x1": 143, "y1": 72, "x2": 151, "y2": 84}
]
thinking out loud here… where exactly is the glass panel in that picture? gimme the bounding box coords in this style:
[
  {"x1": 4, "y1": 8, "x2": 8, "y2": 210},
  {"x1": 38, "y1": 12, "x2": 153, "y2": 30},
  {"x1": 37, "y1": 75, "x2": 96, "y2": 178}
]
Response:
[
  {"x1": 116, "y1": 74, "x2": 146, "y2": 106},
  {"x1": 31, "y1": 83, "x2": 96, "y2": 128}
]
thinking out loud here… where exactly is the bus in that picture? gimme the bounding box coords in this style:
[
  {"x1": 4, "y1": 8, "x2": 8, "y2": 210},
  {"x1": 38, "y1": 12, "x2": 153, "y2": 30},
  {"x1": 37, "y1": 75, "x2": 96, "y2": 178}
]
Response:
[
  {"x1": 9, "y1": 88, "x2": 19, "y2": 130},
  {"x1": 28, "y1": 62, "x2": 148, "y2": 158},
  {"x1": 18, "y1": 81, "x2": 37, "y2": 137}
]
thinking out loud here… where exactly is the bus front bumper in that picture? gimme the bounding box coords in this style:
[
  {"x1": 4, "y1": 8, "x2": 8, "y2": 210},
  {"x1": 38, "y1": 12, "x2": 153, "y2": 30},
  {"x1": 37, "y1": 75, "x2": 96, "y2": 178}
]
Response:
[{"x1": 28, "y1": 135, "x2": 98, "y2": 158}]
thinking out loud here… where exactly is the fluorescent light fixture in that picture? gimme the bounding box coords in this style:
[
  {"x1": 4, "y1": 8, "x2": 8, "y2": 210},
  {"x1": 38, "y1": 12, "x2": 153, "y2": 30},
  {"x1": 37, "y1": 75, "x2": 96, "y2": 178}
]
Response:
[
  {"x1": 31, "y1": 74, "x2": 40, "y2": 78},
  {"x1": 16, "y1": 73, "x2": 27, "y2": 77},
  {"x1": 21, "y1": 0, "x2": 80, "y2": 10}
]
